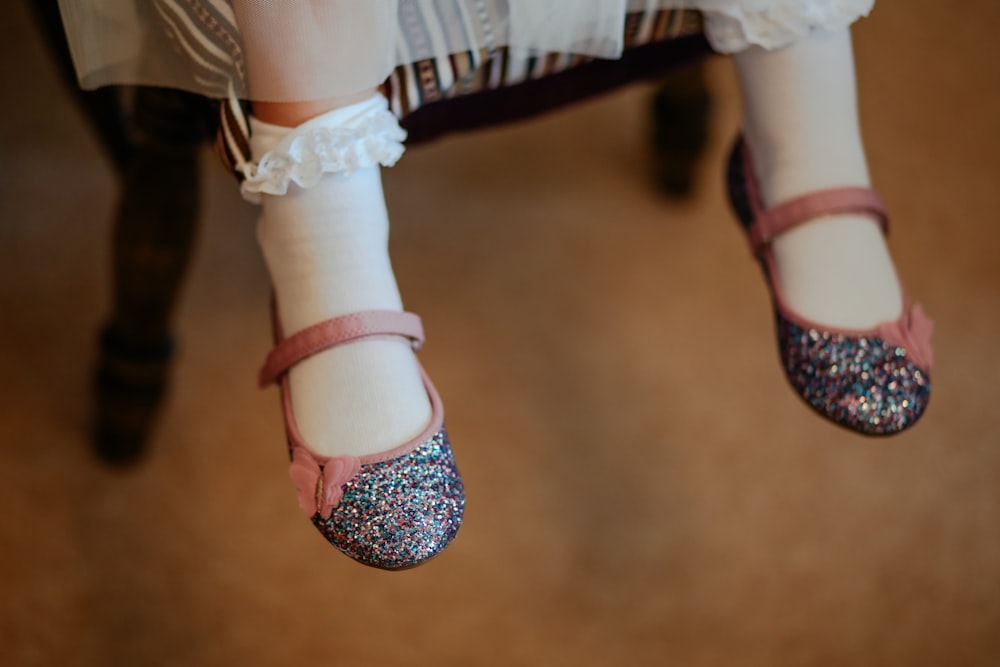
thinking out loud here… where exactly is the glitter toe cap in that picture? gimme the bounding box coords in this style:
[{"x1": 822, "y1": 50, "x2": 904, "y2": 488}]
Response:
[
  {"x1": 312, "y1": 428, "x2": 465, "y2": 570},
  {"x1": 777, "y1": 314, "x2": 931, "y2": 435}
]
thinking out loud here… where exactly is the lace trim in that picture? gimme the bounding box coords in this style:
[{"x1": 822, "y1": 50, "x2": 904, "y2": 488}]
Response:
[
  {"x1": 701, "y1": 0, "x2": 874, "y2": 53},
  {"x1": 239, "y1": 108, "x2": 406, "y2": 203}
]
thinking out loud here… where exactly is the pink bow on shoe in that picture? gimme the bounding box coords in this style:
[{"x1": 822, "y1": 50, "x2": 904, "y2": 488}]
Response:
[
  {"x1": 877, "y1": 303, "x2": 934, "y2": 371},
  {"x1": 289, "y1": 449, "x2": 362, "y2": 519}
]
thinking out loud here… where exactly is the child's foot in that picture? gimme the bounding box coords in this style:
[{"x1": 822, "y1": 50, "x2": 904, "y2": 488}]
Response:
[
  {"x1": 247, "y1": 95, "x2": 431, "y2": 458},
  {"x1": 726, "y1": 137, "x2": 933, "y2": 435},
  {"x1": 244, "y1": 95, "x2": 465, "y2": 568},
  {"x1": 729, "y1": 28, "x2": 931, "y2": 435},
  {"x1": 749, "y1": 151, "x2": 904, "y2": 330},
  {"x1": 734, "y1": 28, "x2": 904, "y2": 331}
]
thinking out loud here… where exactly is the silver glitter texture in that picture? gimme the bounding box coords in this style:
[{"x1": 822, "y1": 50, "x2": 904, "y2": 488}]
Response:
[
  {"x1": 312, "y1": 428, "x2": 464, "y2": 569},
  {"x1": 777, "y1": 313, "x2": 931, "y2": 435}
]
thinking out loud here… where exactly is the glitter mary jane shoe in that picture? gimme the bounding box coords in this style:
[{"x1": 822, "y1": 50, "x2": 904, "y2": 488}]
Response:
[
  {"x1": 258, "y1": 309, "x2": 465, "y2": 568},
  {"x1": 726, "y1": 137, "x2": 932, "y2": 435}
]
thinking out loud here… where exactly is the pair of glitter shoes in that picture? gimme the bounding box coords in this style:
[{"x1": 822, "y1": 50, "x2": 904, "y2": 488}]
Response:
[
  {"x1": 257, "y1": 309, "x2": 465, "y2": 569},
  {"x1": 726, "y1": 137, "x2": 933, "y2": 435}
]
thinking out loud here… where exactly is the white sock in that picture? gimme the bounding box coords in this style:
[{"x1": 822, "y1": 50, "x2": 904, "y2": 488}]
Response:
[
  {"x1": 247, "y1": 95, "x2": 431, "y2": 458},
  {"x1": 733, "y1": 28, "x2": 903, "y2": 328}
]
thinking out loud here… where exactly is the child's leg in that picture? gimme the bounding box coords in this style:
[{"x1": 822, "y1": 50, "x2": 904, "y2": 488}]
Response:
[
  {"x1": 233, "y1": 1, "x2": 431, "y2": 458},
  {"x1": 733, "y1": 27, "x2": 903, "y2": 329}
]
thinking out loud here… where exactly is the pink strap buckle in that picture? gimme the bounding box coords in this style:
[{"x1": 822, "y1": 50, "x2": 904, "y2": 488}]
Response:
[
  {"x1": 258, "y1": 310, "x2": 425, "y2": 388},
  {"x1": 738, "y1": 141, "x2": 891, "y2": 258}
]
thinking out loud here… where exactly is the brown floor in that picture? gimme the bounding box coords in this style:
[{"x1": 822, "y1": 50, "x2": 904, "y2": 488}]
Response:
[{"x1": 2, "y1": 3, "x2": 1000, "y2": 666}]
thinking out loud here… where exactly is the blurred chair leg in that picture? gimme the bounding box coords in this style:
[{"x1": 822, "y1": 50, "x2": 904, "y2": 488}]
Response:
[
  {"x1": 29, "y1": 0, "x2": 214, "y2": 462},
  {"x1": 94, "y1": 88, "x2": 212, "y2": 464},
  {"x1": 651, "y1": 61, "x2": 713, "y2": 197}
]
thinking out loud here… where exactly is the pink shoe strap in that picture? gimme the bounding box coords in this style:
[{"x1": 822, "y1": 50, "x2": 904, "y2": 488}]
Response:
[
  {"x1": 739, "y1": 141, "x2": 891, "y2": 257},
  {"x1": 258, "y1": 310, "x2": 425, "y2": 388}
]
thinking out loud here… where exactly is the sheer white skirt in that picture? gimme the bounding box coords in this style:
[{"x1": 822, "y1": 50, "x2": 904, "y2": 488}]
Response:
[{"x1": 57, "y1": 0, "x2": 873, "y2": 101}]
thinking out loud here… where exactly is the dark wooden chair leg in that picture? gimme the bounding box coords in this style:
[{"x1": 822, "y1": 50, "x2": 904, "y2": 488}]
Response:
[
  {"x1": 651, "y1": 61, "x2": 713, "y2": 197},
  {"x1": 31, "y1": 1, "x2": 215, "y2": 464},
  {"x1": 28, "y1": 0, "x2": 215, "y2": 463},
  {"x1": 31, "y1": 1, "x2": 216, "y2": 464},
  {"x1": 94, "y1": 87, "x2": 213, "y2": 464}
]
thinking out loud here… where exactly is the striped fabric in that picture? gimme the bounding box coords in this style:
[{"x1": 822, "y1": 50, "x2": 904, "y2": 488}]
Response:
[
  {"x1": 148, "y1": 1, "x2": 703, "y2": 182},
  {"x1": 382, "y1": 8, "x2": 703, "y2": 117},
  {"x1": 152, "y1": 0, "x2": 246, "y2": 96},
  {"x1": 150, "y1": 0, "x2": 252, "y2": 176}
]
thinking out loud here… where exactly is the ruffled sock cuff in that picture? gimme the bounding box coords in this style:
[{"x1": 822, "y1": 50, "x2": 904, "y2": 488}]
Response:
[
  {"x1": 239, "y1": 94, "x2": 406, "y2": 203},
  {"x1": 701, "y1": 0, "x2": 875, "y2": 53}
]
